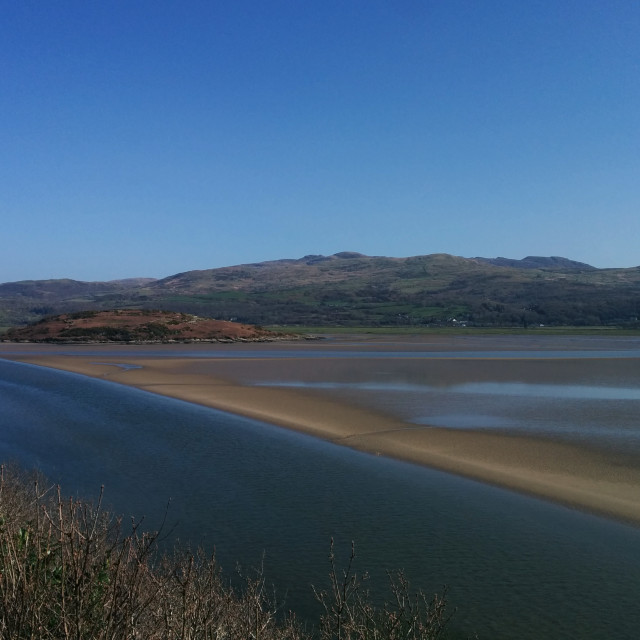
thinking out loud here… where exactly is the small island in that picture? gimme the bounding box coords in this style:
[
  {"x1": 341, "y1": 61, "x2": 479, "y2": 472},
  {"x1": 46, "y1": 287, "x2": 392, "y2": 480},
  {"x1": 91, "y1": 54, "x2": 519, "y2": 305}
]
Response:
[{"x1": 1, "y1": 309, "x2": 295, "y2": 343}]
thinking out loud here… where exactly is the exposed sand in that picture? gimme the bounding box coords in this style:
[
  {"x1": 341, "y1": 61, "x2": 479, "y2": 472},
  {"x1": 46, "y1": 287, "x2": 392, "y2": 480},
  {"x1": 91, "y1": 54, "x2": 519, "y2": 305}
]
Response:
[{"x1": 3, "y1": 336, "x2": 640, "y2": 526}]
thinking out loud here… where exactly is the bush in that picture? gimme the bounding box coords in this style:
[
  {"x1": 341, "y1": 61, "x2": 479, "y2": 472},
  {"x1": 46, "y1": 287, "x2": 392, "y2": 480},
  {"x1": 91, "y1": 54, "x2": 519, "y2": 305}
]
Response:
[
  {"x1": 0, "y1": 466, "x2": 453, "y2": 639},
  {"x1": 314, "y1": 541, "x2": 451, "y2": 640}
]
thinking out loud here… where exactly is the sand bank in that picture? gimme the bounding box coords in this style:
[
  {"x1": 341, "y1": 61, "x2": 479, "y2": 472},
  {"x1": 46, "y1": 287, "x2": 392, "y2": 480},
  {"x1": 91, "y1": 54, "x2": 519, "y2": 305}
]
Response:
[{"x1": 4, "y1": 340, "x2": 640, "y2": 526}]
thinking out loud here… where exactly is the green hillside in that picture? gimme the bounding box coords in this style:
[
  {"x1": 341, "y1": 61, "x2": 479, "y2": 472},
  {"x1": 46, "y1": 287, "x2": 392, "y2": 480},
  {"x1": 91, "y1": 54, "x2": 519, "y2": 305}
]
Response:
[{"x1": 2, "y1": 253, "x2": 639, "y2": 329}]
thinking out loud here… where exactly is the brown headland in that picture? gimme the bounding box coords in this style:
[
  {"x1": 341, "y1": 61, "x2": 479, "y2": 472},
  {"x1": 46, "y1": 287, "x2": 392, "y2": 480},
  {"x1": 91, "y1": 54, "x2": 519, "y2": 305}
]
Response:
[{"x1": 1, "y1": 309, "x2": 296, "y2": 343}]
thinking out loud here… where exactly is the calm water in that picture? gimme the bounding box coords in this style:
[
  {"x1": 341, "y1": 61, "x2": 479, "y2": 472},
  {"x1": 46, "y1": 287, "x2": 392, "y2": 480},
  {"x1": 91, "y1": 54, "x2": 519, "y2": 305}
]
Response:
[
  {"x1": 260, "y1": 379, "x2": 640, "y2": 455},
  {"x1": 2, "y1": 357, "x2": 640, "y2": 639}
]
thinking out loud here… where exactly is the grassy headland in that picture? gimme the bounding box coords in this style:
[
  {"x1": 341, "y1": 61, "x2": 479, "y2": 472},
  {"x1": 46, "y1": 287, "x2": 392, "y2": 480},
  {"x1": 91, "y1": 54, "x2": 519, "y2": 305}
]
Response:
[
  {"x1": 1, "y1": 309, "x2": 298, "y2": 344},
  {"x1": 282, "y1": 325, "x2": 640, "y2": 337}
]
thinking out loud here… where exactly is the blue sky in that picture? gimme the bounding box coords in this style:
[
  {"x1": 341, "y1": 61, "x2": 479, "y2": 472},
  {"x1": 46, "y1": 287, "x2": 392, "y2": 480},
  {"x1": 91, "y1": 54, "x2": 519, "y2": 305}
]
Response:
[{"x1": 2, "y1": 0, "x2": 639, "y2": 281}]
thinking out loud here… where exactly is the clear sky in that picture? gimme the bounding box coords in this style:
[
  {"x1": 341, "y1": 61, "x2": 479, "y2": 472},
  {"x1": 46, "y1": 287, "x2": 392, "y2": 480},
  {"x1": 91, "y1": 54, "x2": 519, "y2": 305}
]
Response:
[{"x1": 2, "y1": 0, "x2": 639, "y2": 282}]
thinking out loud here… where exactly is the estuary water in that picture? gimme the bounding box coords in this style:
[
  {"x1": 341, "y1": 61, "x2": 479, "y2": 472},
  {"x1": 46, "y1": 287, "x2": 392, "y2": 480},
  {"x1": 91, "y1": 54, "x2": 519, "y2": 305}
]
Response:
[{"x1": 1, "y1": 354, "x2": 640, "y2": 639}]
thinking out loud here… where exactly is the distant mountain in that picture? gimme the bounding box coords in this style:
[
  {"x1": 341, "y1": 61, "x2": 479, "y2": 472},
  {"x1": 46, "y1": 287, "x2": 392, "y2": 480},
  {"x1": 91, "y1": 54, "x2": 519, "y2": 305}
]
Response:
[
  {"x1": 1, "y1": 253, "x2": 639, "y2": 329},
  {"x1": 0, "y1": 278, "x2": 157, "y2": 328},
  {"x1": 0, "y1": 277, "x2": 155, "y2": 298},
  {"x1": 474, "y1": 256, "x2": 596, "y2": 270}
]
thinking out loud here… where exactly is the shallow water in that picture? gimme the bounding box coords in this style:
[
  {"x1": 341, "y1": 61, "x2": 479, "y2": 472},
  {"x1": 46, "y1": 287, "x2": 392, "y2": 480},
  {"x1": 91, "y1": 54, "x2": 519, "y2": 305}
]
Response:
[
  {"x1": 250, "y1": 352, "x2": 640, "y2": 457},
  {"x1": 2, "y1": 357, "x2": 640, "y2": 638},
  {"x1": 260, "y1": 379, "x2": 640, "y2": 454},
  {"x1": 260, "y1": 380, "x2": 640, "y2": 400}
]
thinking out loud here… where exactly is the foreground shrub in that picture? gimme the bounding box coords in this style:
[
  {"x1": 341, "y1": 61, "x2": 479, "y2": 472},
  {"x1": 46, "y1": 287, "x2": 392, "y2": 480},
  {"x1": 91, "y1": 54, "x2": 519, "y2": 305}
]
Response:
[
  {"x1": 0, "y1": 466, "x2": 452, "y2": 639},
  {"x1": 313, "y1": 541, "x2": 450, "y2": 640}
]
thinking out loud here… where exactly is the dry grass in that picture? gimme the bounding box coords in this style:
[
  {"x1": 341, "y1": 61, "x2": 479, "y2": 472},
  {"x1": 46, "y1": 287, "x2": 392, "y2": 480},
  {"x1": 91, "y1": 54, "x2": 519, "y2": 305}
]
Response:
[
  {"x1": 313, "y1": 541, "x2": 451, "y2": 640},
  {"x1": 0, "y1": 466, "x2": 453, "y2": 640}
]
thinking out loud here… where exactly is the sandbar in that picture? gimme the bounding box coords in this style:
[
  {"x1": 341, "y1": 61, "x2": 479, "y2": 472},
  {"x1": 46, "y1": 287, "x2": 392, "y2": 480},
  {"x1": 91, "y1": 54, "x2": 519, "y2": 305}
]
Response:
[{"x1": 3, "y1": 335, "x2": 640, "y2": 526}]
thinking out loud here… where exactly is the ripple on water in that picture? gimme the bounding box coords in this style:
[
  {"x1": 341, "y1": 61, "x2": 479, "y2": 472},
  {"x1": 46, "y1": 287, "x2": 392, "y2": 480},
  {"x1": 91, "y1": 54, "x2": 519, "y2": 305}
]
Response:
[{"x1": 3, "y1": 359, "x2": 640, "y2": 639}]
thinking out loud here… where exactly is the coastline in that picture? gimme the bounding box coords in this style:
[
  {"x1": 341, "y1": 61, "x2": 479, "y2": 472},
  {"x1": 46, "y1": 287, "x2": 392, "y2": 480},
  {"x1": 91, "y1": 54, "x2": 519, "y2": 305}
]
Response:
[{"x1": 3, "y1": 340, "x2": 640, "y2": 527}]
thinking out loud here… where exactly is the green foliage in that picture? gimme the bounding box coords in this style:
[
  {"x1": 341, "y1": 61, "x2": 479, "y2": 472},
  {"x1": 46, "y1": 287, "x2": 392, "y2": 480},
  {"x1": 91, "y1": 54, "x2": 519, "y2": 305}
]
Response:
[
  {"x1": 5, "y1": 253, "x2": 638, "y2": 328},
  {"x1": 141, "y1": 322, "x2": 171, "y2": 337},
  {"x1": 58, "y1": 326, "x2": 134, "y2": 341},
  {"x1": 68, "y1": 310, "x2": 99, "y2": 320}
]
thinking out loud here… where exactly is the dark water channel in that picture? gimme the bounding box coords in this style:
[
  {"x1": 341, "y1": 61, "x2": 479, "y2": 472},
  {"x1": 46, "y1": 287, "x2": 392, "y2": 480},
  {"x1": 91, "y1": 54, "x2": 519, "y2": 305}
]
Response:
[{"x1": 1, "y1": 359, "x2": 640, "y2": 639}]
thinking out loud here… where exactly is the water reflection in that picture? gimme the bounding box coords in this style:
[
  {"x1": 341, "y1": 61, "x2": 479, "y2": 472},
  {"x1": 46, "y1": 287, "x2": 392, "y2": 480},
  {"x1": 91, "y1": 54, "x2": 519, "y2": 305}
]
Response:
[
  {"x1": 257, "y1": 379, "x2": 640, "y2": 452},
  {"x1": 454, "y1": 381, "x2": 640, "y2": 400},
  {"x1": 259, "y1": 379, "x2": 640, "y2": 400}
]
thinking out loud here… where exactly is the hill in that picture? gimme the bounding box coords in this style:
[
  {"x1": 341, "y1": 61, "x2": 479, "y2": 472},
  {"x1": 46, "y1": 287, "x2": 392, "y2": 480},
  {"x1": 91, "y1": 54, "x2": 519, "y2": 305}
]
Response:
[
  {"x1": 473, "y1": 256, "x2": 596, "y2": 270},
  {"x1": 1, "y1": 310, "x2": 290, "y2": 343},
  {"x1": 1, "y1": 253, "x2": 639, "y2": 329}
]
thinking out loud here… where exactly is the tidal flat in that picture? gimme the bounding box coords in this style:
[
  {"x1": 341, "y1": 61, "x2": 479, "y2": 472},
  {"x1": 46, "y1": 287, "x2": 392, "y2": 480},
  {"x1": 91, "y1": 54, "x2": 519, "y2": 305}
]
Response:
[
  {"x1": 2, "y1": 333, "x2": 640, "y2": 639},
  {"x1": 3, "y1": 333, "x2": 640, "y2": 525}
]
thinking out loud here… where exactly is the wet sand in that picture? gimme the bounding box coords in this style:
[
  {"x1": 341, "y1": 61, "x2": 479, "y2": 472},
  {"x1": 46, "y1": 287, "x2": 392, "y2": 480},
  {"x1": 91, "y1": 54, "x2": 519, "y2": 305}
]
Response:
[{"x1": 3, "y1": 335, "x2": 640, "y2": 526}]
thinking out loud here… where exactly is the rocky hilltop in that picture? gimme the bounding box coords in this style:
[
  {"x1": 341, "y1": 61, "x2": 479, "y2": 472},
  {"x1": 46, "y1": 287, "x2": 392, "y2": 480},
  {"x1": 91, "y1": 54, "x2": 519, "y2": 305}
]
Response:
[{"x1": 1, "y1": 310, "x2": 293, "y2": 343}]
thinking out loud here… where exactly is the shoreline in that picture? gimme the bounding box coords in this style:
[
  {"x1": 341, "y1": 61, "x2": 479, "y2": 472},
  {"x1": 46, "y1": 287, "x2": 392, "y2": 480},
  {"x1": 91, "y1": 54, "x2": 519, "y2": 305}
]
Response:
[{"x1": 3, "y1": 341, "x2": 640, "y2": 527}]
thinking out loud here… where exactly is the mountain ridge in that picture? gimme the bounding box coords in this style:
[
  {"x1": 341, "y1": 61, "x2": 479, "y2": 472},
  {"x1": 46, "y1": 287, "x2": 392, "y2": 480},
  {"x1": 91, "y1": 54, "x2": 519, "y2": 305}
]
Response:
[
  {"x1": 1, "y1": 252, "x2": 638, "y2": 329},
  {"x1": 473, "y1": 256, "x2": 596, "y2": 270}
]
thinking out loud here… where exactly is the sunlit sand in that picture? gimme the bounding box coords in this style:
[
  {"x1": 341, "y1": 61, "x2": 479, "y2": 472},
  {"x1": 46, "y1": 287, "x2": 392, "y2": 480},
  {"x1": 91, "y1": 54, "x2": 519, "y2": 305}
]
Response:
[{"x1": 3, "y1": 335, "x2": 640, "y2": 526}]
